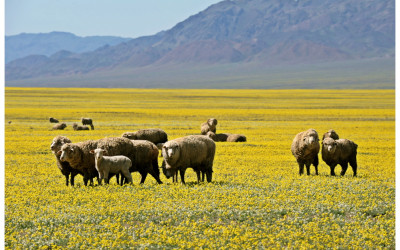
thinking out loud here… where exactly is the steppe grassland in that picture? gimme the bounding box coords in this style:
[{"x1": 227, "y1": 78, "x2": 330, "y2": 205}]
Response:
[{"x1": 5, "y1": 88, "x2": 394, "y2": 249}]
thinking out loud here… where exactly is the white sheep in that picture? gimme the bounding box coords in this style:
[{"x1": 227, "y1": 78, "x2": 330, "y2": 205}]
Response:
[{"x1": 90, "y1": 148, "x2": 133, "y2": 185}]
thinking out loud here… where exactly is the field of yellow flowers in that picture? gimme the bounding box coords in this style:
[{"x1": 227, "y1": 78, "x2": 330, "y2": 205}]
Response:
[{"x1": 5, "y1": 87, "x2": 395, "y2": 249}]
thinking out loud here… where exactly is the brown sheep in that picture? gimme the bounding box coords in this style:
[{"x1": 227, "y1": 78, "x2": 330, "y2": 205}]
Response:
[
  {"x1": 73, "y1": 123, "x2": 90, "y2": 131},
  {"x1": 50, "y1": 136, "x2": 83, "y2": 186},
  {"x1": 322, "y1": 129, "x2": 339, "y2": 140},
  {"x1": 52, "y1": 123, "x2": 67, "y2": 130},
  {"x1": 200, "y1": 118, "x2": 218, "y2": 135},
  {"x1": 227, "y1": 134, "x2": 247, "y2": 142},
  {"x1": 206, "y1": 131, "x2": 247, "y2": 142},
  {"x1": 291, "y1": 129, "x2": 320, "y2": 175},
  {"x1": 49, "y1": 117, "x2": 59, "y2": 123},
  {"x1": 122, "y1": 128, "x2": 168, "y2": 145},
  {"x1": 162, "y1": 135, "x2": 216, "y2": 184},
  {"x1": 81, "y1": 117, "x2": 94, "y2": 130},
  {"x1": 322, "y1": 138, "x2": 358, "y2": 176}
]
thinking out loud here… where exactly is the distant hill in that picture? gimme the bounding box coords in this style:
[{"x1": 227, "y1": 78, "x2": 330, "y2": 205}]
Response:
[
  {"x1": 6, "y1": 0, "x2": 395, "y2": 88},
  {"x1": 5, "y1": 31, "x2": 132, "y2": 63}
]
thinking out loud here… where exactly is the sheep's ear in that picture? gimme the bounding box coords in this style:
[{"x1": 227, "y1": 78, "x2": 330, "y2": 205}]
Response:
[
  {"x1": 90, "y1": 150, "x2": 95, "y2": 154},
  {"x1": 103, "y1": 150, "x2": 108, "y2": 155},
  {"x1": 56, "y1": 151, "x2": 62, "y2": 156}
]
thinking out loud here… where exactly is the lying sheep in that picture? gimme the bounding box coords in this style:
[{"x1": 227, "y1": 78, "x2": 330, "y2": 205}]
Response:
[
  {"x1": 322, "y1": 129, "x2": 339, "y2": 140},
  {"x1": 206, "y1": 132, "x2": 246, "y2": 142},
  {"x1": 122, "y1": 128, "x2": 168, "y2": 145},
  {"x1": 50, "y1": 136, "x2": 82, "y2": 186},
  {"x1": 81, "y1": 117, "x2": 94, "y2": 130},
  {"x1": 52, "y1": 123, "x2": 67, "y2": 130},
  {"x1": 49, "y1": 117, "x2": 59, "y2": 123},
  {"x1": 201, "y1": 118, "x2": 218, "y2": 135},
  {"x1": 73, "y1": 123, "x2": 90, "y2": 131},
  {"x1": 322, "y1": 138, "x2": 358, "y2": 176},
  {"x1": 162, "y1": 135, "x2": 216, "y2": 184},
  {"x1": 90, "y1": 148, "x2": 133, "y2": 185},
  {"x1": 291, "y1": 129, "x2": 320, "y2": 175}
]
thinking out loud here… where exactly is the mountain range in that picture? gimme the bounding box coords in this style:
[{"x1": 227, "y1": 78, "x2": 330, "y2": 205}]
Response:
[{"x1": 5, "y1": 0, "x2": 395, "y2": 88}]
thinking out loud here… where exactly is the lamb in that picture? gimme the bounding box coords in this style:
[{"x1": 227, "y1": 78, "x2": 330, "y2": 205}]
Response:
[
  {"x1": 52, "y1": 122, "x2": 67, "y2": 130},
  {"x1": 50, "y1": 136, "x2": 82, "y2": 186},
  {"x1": 162, "y1": 135, "x2": 216, "y2": 184},
  {"x1": 321, "y1": 138, "x2": 358, "y2": 176},
  {"x1": 322, "y1": 129, "x2": 339, "y2": 140},
  {"x1": 206, "y1": 132, "x2": 246, "y2": 142},
  {"x1": 122, "y1": 128, "x2": 168, "y2": 145},
  {"x1": 73, "y1": 123, "x2": 90, "y2": 131},
  {"x1": 49, "y1": 117, "x2": 59, "y2": 123},
  {"x1": 200, "y1": 118, "x2": 218, "y2": 135},
  {"x1": 90, "y1": 148, "x2": 133, "y2": 185},
  {"x1": 81, "y1": 117, "x2": 94, "y2": 130},
  {"x1": 291, "y1": 129, "x2": 320, "y2": 175}
]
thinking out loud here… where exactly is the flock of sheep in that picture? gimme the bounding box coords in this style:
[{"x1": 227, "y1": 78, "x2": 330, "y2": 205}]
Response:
[
  {"x1": 291, "y1": 129, "x2": 358, "y2": 177},
  {"x1": 50, "y1": 117, "x2": 95, "y2": 131},
  {"x1": 50, "y1": 117, "x2": 358, "y2": 187},
  {"x1": 50, "y1": 118, "x2": 247, "y2": 186}
]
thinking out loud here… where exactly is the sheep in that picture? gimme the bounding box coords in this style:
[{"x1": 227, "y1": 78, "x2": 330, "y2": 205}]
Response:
[
  {"x1": 291, "y1": 129, "x2": 320, "y2": 176},
  {"x1": 206, "y1": 132, "x2": 246, "y2": 142},
  {"x1": 200, "y1": 118, "x2": 218, "y2": 135},
  {"x1": 50, "y1": 136, "x2": 82, "y2": 186},
  {"x1": 58, "y1": 140, "x2": 100, "y2": 186},
  {"x1": 49, "y1": 117, "x2": 59, "y2": 123},
  {"x1": 162, "y1": 135, "x2": 216, "y2": 184},
  {"x1": 128, "y1": 140, "x2": 163, "y2": 184},
  {"x1": 321, "y1": 138, "x2": 358, "y2": 176},
  {"x1": 122, "y1": 128, "x2": 168, "y2": 145},
  {"x1": 52, "y1": 122, "x2": 67, "y2": 130},
  {"x1": 81, "y1": 117, "x2": 94, "y2": 130},
  {"x1": 73, "y1": 123, "x2": 90, "y2": 131},
  {"x1": 161, "y1": 159, "x2": 179, "y2": 183},
  {"x1": 90, "y1": 148, "x2": 133, "y2": 185},
  {"x1": 322, "y1": 129, "x2": 339, "y2": 140}
]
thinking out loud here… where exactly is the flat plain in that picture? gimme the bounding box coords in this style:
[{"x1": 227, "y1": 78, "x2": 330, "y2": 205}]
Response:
[{"x1": 4, "y1": 88, "x2": 395, "y2": 249}]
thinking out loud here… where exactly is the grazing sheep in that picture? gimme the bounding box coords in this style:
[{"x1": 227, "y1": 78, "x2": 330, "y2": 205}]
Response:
[
  {"x1": 73, "y1": 123, "x2": 90, "y2": 131},
  {"x1": 81, "y1": 117, "x2": 94, "y2": 130},
  {"x1": 128, "y1": 140, "x2": 163, "y2": 184},
  {"x1": 291, "y1": 129, "x2": 320, "y2": 176},
  {"x1": 58, "y1": 140, "x2": 100, "y2": 186},
  {"x1": 122, "y1": 128, "x2": 168, "y2": 145},
  {"x1": 50, "y1": 136, "x2": 82, "y2": 186},
  {"x1": 52, "y1": 123, "x2": 67, "y2": 130},
  {"x1": 162, "y1": 135, "x2": 216, "y2": 184},
  {"x1": 49, "y1": 117, "x2": 59, "y2": 123},
  {"x1": 90, "y1": 148, "x2": 133, "y2": 185},
  {"x1": 321, "y1": 138, "x2": 358, "y2": 176},
  {"x1": 322, "y1": 129, "x2": 339, "y2": 140},
  {"x1": 206, "y1": 132, "x2": 246, "y2": 142},
  {"x1": 200, "y1": 118, "x2": 218, "y2": 135}
]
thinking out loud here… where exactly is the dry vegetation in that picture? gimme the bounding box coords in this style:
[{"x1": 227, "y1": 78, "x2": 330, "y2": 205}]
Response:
[{"x1": 4, "y1": 87, "x2": 395, "y2": 249}]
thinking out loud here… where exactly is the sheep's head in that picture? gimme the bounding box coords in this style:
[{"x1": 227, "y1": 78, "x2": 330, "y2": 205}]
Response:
[
  {"x1": 162, "y1": 141, "x2": 180, "y2": 167},
  {"x1": 72, "y1": 123, "x2": 78, "y2": 128},
  {"x1": 90, "y1": 148, "x2": 107, "y2": 160},
  {"x1": 122, "y1": 132, "x2": 137, "y2": 140},
  {"x1": 322, "y1": 129, "x2": 339, "y2": 140},
  {"x1": 302, "y1": 129, "x2": 319, "y2": 147},
  {"x1": 50, "y1": 136, "x2": 71, "y2": 152},
  {"x1": 60, "y1": 123, "x2": 67, "y2": 129},
  {"x1": 208, "y1": 118, "x2": 218, "y2": 127},
  {"x1": 161, "y1": 160, "x2": 176, "y2": 178},
  {"x1": 322, "y1": 138, "x2": 337, "y2": 153},
  {"x1": 58, "y1": 143, "x2": 80, "y2": 162},
  {"x1": 206, "y1": 131, "x2": 217, "y2": 140}
]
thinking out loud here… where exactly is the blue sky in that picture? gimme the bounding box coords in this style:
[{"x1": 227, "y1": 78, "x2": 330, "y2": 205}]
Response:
[{"x1": 5, "y1": 0, "x2": 221, "y2": 38}]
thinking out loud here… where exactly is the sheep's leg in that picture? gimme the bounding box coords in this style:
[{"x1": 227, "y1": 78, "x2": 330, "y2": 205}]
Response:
[
  {"x1": 139, "y1": 171, "x2": 148, "y2": 184},
  {"x1": 196, "y1": 171, "x2": 201, "y2": 183},
  {"x1": 305, "y1": 163, "x2": 311, "y2": 176},
  {"x1": 205, "y1": 170, "x2": 212, "y2": 182},
  {"x1": 180, "y1": 169, "x2": 186, "y2": 184},
  {"x1": 298, "y1": 162, "x2": 304, "y2": 175},
  {"x1": 148, "y1": 167, "x2": 163, "y2": 184},
  {"x1": 330, "y1": 165, "x2": 336, "y2": 176},
  {"x1": 115, "y1": 174, "x2": 120, "y2": 185},
  {"x1": 121, "y1": 170, "x2": 133, "y2": 185},
  {"x1": 201, "y1": 171, "x2": 205, "y2": 182},
  {"x1": 313, "y1": 155, "x2": 319, "y2": 175},
  {"x1": 64, "y1": 173, "x2": 70, "y2": 186},
  {"x1": 349, "y1": 158, "x2": 357, "y2": 177},
  {"x1": 340, "y1": 163, "x2": 349, "y2": 176},
  {"x1": 104, "y1": 171, "x2": 110, "y2": 184}
]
